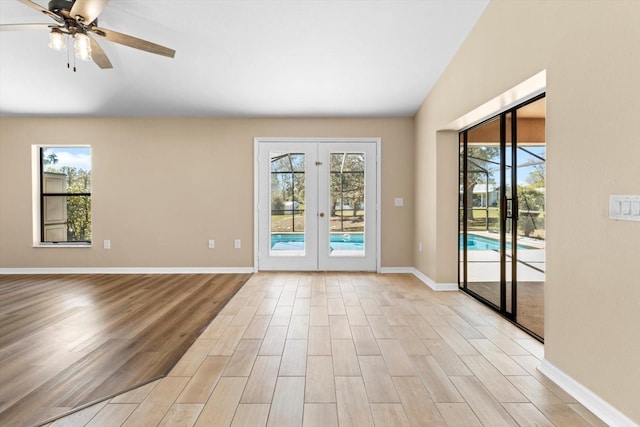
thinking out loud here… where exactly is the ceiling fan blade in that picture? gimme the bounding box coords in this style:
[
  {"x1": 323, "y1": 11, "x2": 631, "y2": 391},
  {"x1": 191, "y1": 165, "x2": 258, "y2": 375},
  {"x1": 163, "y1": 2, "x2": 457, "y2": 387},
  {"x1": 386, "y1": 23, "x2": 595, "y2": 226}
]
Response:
[
  {"x1": 69, "y1": 0, "x2": 109, "y2": 24},
  {"x1": 17, "y1": 0, "x2": 64, "y2": 23},
  {"x1": 0, "y1": 23, "x2": 56, "y2": 31},
  {"x1": 91, "y1": 26, "x2": 175, "y2": 58},
  {"x1": 87, "y1": 33, "x2": 113, "y2": 69}
]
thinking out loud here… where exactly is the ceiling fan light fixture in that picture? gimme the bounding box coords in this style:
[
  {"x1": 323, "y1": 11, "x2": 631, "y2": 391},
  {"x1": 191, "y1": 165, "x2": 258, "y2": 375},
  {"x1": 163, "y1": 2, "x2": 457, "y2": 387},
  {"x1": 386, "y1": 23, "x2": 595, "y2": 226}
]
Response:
[
  {"x1": 74, "y1": 33, "x2": 92, "y2": 61},
  {"x1": 4, "y1": 0, "x2": 176, "y2": 70},
  {"x1": 48, "y1": 28, "x2": 66, "y2": 51}
]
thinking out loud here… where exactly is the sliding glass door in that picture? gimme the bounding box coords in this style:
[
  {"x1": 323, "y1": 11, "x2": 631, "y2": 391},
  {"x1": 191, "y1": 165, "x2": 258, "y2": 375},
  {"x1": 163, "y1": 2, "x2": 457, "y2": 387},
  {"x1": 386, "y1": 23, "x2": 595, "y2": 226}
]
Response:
[
  {"x1": 513, "y1": 99, "x2": 546, "y2": 337},
  {"x1": 462, "y1": 116, "x2": 503, "y2": 307},
  {"x1": 459, "y1": 95, "x2": 546, "y2": 339}
]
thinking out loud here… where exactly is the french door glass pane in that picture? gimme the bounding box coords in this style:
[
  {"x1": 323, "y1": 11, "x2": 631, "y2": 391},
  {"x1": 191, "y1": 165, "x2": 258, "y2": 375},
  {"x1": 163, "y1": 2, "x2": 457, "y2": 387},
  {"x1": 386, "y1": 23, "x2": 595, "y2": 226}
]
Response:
[
  {"x1": 270, "y1": 152, "x2": 306, "y2": 255},
  {"x1": 465, "y1": 117, "x2": 501, "y2": 307},
  {"x1": 328, "y1": 152, "x2": 365, "y2": 257}
]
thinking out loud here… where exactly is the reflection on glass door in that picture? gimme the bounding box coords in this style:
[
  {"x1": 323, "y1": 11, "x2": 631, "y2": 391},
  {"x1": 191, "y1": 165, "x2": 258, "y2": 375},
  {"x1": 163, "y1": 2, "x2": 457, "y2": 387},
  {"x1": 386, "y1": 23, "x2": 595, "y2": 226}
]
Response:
[{"x1": 459, "y1": 95, "x2": 546, "y2": 340}]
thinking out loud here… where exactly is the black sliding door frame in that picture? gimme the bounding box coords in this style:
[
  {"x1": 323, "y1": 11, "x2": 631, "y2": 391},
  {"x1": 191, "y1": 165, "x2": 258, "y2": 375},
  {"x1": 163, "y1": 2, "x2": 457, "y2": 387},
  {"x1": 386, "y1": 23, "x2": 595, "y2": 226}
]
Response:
[{"x1": 458, "y1": 93, "x2": 545, "y2": 342}]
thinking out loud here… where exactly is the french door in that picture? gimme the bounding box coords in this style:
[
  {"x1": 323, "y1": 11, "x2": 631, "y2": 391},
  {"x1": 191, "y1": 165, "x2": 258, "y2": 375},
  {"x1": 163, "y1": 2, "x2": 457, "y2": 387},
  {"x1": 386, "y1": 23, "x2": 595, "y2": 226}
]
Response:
[
  {"x1": 459, "y1": 95, "x2": 546, "y2": 339},
  {"x1": 257, "y1": 140, "x2": 378, "y2": 271}
]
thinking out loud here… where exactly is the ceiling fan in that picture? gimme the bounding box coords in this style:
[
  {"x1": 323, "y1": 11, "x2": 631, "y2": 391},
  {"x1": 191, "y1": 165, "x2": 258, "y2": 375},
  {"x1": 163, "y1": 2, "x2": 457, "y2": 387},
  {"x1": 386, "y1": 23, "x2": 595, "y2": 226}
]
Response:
[{"x1": 0, "y1": 0, "x2": 176, "y2": 70}]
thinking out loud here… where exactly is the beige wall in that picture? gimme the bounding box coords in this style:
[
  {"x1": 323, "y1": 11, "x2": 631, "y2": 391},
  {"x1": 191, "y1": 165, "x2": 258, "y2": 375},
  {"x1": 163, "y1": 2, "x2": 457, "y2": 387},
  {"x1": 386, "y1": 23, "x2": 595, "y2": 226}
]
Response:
[
  {"x1": 0, "y1": 117, "x2": 414, "y2": 269},
  {"x1": 414, "y1": 0, "x2": 640, "y2": 422}
]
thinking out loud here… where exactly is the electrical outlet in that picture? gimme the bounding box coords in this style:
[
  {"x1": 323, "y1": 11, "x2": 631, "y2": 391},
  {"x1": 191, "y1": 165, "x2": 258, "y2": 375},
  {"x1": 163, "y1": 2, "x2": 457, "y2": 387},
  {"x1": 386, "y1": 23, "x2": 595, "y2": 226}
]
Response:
[
  {"x1": 104, "y1": 240, "x2": 111, "y2": 249},
  {"x1": 234, "y1": 239, "x2": 241, "y2": 249},
  {"x1": 208, "y1": 240, "x2": 215, "y2": 249}
]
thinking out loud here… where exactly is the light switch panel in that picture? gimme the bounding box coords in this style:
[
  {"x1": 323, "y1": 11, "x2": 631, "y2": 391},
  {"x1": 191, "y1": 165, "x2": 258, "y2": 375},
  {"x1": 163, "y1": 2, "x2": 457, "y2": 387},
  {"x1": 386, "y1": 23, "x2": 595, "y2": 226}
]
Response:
[
  {"x1": 609, "y1": 195, "x2": 640, "y2": 221},
  {"x1": 395, "y1": 198, "x2": 404, "y2": 207}
]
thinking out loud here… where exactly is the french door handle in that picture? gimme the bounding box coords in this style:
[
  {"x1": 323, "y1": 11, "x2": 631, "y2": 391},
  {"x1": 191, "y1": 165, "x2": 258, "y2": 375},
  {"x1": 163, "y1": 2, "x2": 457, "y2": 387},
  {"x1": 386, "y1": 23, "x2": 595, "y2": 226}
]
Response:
[
  {"x1": 503, "y1": 197, "x2": 519, "y2": 220},
  {"x1": 319, "y1": 212, "x2": 325, "y2": 218}
]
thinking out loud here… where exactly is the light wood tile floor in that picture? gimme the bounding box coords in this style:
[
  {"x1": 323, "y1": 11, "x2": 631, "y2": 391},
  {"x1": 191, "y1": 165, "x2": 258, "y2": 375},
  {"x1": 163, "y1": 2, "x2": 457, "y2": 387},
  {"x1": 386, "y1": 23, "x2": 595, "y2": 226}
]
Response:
[{"x1": 45, "y1": 273, "x2": 606, "y2": 427}]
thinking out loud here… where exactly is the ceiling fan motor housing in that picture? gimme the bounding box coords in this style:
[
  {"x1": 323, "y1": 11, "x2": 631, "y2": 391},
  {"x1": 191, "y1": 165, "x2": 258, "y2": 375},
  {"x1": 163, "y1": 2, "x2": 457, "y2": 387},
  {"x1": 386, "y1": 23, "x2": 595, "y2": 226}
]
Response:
[{"x1": 48, "y1": 0, "x2": 74, "y2": 13}]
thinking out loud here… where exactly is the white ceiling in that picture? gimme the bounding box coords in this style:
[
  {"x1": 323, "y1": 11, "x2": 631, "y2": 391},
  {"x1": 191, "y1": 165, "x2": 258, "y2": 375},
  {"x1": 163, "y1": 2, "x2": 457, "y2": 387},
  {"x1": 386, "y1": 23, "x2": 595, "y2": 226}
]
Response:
[{"x1": 0, "y1": 0, "x2": 488, "y2": 117}]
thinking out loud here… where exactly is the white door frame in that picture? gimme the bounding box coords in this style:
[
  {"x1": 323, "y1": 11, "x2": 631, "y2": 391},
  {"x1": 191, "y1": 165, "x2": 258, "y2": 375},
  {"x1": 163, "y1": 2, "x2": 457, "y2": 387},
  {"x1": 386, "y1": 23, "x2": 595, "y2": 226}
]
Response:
[{"x1": 254, "y1": 137, "x2": 381, "y2": 272}]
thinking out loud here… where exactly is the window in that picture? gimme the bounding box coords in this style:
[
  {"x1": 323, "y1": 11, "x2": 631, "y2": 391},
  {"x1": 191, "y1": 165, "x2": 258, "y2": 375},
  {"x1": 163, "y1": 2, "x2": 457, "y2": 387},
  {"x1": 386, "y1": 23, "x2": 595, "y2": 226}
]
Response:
[{"x1": 38, "y1": 146, "x2": 91, "y2": 244}]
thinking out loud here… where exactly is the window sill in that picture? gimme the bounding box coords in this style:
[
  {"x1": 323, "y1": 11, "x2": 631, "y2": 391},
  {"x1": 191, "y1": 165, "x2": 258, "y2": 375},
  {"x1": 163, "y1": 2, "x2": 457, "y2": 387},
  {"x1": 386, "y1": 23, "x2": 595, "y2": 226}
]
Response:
[{"x1": 33, "y1": 243, "x2": 92, "y2": 248}]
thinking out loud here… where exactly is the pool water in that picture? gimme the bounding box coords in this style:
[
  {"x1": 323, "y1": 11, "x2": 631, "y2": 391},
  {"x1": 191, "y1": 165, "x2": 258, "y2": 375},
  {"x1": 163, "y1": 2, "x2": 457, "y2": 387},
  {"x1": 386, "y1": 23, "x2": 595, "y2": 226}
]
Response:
[
  {"x1": 460, "y1": 234, "x2": 533, "y2": 250},
  {"x1": 271, "y1": 233, "x2": 364, "y2": 251}
]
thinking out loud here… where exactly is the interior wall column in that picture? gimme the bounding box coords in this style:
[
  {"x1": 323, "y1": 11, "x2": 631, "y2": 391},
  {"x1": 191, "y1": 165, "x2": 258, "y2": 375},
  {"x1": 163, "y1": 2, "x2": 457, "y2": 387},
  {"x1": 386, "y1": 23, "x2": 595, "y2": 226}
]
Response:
[{"x1": 434, "y1": 130, "x2": 459, "y2": 284}]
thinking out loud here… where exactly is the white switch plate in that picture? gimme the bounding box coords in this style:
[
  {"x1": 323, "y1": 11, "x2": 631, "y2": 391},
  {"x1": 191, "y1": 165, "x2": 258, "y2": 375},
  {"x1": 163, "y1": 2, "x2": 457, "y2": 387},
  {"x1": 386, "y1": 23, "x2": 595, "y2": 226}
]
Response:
[
  {"x1": 104, "y1": 240, "x2": 111, "y2": 249},
  {"x1": 234, "y1": 239, "x2": 241, "y2": 249},
  {"x1": 418, "y1": 242, "x2": 423, "y2": 252},
  {"x1": 395, "y1": 197, "x2": 404, "y2": 207},
  {"x1": 208, "y1": 240, "x2": 215, "y2": 249},
  {"x1": 609, "y1": 195, "x2": 640, "y2": 221}
]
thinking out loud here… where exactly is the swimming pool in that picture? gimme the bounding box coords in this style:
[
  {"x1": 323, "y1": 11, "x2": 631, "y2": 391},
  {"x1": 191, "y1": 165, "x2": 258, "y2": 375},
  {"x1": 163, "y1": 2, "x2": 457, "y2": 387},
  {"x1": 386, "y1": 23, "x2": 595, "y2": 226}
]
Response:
[
  {"x1": 460, "y1": 234, "x2": 534, "y2": 250},
  {"x1": 271, "y1": 233, "x2": 364, "y2": 251}
]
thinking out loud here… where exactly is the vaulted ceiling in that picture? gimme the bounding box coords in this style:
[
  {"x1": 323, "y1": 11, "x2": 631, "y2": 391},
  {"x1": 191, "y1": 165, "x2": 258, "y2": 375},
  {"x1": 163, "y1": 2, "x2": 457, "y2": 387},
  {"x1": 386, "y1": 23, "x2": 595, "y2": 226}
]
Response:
[{"x1": 0, "y1": 0, "x2": 489, "y2": 117}]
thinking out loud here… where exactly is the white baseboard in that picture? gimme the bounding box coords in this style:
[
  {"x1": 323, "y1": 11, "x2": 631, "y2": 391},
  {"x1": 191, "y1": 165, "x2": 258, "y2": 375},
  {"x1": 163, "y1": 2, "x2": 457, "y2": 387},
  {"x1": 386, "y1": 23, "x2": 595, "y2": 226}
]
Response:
[
  {"x1": 0, "y1": 267, "x2": 255, "y2": 275},
  {"x1": 539, "y1": 359, "x2": 638, "y2": 427},
  {"x1": 409, "y1": 268, "x2": 459, "y2": 291},
  {"x1": 380, "y1": 267, "x2": 459, "y2": 291},
  {"x1": 379, "y1": 267, "x2": 413, "y2": 274}
]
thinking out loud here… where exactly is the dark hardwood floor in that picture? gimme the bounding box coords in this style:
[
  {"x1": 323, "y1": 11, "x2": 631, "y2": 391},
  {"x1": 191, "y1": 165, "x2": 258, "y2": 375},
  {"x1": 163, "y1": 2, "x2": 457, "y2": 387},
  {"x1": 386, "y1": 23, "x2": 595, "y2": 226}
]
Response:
[{"x1": 0, "y1": 273, "x2": 251, "y2": 427}]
